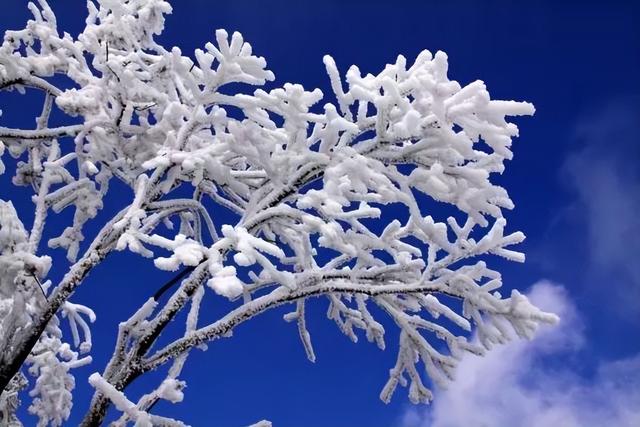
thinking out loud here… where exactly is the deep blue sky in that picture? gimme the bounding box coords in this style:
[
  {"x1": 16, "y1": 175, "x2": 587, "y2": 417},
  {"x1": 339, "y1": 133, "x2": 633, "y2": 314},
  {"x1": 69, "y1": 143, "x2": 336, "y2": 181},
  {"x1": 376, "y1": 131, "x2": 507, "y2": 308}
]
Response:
[{"x1": 1, "y1": 1, "x2": 639, "y2": 426}]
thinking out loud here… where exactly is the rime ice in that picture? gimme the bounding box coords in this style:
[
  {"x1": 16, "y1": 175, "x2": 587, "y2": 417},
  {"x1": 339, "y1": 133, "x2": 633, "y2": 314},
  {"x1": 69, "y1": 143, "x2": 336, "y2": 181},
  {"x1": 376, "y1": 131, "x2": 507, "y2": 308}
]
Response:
[{"x1": 0, "y1": 0, "x2": 555, "y2": 425}]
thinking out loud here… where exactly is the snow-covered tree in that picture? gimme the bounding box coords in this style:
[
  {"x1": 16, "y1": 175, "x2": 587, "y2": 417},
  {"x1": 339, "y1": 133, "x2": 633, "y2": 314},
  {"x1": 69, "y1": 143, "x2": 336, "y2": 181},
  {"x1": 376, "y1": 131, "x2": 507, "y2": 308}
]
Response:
[{"x1": 0, "y1": 1, "x2": 557, "y2": 425}]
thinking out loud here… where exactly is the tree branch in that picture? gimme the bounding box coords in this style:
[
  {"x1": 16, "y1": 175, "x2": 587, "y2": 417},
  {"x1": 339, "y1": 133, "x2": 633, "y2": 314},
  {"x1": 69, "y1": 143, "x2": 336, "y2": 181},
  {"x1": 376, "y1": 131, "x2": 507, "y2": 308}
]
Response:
[
  {"x1": 141, "y1": 280, "x2": 445, "y2": 372},
  {"x1": 0, "y1": 76, "x2": 62, "y2": 97},
  {"x1": 0, "y1": 125, "x2": 84, "y2": 141}
]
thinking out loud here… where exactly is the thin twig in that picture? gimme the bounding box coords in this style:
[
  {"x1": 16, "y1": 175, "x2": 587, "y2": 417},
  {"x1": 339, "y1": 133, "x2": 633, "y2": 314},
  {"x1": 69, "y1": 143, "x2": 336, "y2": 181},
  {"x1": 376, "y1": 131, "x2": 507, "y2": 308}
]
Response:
[
  {"x1": 153, "y1": 266, "x2": 196, "y2": 301},
  {"x1": 29, "y1": 272, "x2": 48, "y2": 301}
]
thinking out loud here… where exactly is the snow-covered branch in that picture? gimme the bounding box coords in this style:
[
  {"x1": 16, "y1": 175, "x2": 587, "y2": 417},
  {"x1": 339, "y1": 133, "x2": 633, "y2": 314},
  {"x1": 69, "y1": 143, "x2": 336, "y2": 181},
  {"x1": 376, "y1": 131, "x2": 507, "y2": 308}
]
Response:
[{"x1": 0, "y1": 0, "x2": 554, "y2": 425}]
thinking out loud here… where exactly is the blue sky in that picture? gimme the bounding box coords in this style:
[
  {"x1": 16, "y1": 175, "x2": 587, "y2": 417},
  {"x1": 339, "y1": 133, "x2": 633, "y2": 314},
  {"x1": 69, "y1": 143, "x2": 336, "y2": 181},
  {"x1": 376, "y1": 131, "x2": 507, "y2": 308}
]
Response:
[{"x1": 1, "y1": 1, "x2": 639, "y2": 426}]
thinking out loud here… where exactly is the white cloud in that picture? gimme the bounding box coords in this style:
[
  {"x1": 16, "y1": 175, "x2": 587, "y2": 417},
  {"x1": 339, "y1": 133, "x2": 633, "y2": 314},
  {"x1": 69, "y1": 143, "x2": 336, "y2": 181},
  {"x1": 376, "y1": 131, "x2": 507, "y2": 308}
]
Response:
[{"x1": 400, "y1": 281, "x2": 640, "y2": 427}]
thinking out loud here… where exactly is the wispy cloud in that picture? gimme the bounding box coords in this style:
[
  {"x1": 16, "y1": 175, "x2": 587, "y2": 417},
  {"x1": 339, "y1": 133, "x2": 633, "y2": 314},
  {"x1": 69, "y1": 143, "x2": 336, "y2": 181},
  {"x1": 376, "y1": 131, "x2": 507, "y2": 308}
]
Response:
[
  {"x1": 400, "y1": 281, "x2": 640, "y2": 427},
  {"x1": 564, "y1": 99, "x2": 640, "y2": 299},
  {"x1": 536, "y1": 98, "x2": 640, "y2": 320}
]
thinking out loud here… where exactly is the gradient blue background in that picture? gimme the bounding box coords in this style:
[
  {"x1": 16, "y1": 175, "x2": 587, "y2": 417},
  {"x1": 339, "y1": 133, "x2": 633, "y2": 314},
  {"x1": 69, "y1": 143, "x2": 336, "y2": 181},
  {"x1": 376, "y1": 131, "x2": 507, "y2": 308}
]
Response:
[{"x1": 1, "y1": 1, "x2": 639, "y2": 426}]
